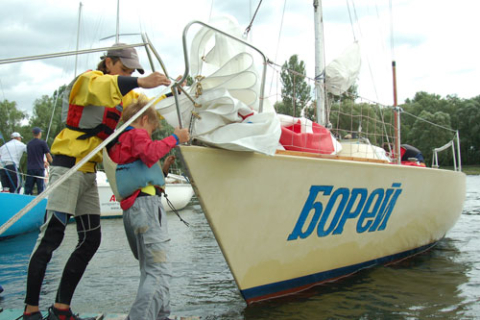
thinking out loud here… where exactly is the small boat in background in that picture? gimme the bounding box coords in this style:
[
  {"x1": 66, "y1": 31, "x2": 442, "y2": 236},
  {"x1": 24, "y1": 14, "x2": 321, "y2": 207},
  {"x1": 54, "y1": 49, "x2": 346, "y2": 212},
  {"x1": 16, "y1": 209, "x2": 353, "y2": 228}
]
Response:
[
  {"x1": 97, "y1": 171, "x2": 195, "y2": 218},
  {"x1": 0, "y1": 192, "x2": 47, "y2": 240}
]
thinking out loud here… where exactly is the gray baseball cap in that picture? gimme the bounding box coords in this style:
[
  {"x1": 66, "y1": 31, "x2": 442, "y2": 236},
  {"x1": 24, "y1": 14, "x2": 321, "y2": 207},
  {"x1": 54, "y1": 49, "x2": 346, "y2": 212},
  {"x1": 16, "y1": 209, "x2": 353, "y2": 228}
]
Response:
[{"x1": 105, "y1": 43, "x2": 145, "y2": 74}]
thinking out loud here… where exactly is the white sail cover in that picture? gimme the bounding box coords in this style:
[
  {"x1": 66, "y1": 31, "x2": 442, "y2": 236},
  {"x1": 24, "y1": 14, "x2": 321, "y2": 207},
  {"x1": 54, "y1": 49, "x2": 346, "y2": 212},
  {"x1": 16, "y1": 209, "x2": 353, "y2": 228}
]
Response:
[
  {"x1": 325, "y1": 41, "x2": 361, "y2": 95},
  {"x1": 155, "y1": 16, "x2": 281, "y2": 155}
]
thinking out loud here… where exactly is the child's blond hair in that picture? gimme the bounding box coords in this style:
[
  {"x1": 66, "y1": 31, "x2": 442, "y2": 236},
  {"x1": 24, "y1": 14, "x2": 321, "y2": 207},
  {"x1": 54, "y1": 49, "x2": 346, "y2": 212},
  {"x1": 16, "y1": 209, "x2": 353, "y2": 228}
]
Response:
[{"x1": 122, "y1": 97, "x2": 160, "y2": 130}]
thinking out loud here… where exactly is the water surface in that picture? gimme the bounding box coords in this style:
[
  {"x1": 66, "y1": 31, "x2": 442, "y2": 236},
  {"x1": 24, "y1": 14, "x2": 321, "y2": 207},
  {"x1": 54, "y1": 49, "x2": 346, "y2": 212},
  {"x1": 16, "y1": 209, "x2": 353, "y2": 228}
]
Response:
[{"x1": 1, "y1": 176, "x2": 479, "y2": 319}]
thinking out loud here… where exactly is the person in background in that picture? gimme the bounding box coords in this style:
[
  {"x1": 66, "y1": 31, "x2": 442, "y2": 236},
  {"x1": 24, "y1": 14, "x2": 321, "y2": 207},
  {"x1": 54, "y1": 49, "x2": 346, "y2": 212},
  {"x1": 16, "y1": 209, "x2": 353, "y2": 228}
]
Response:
[
  {"x1": 24, "y1": 127, "x2": 53, "y2": 195},
  {"x1": 22, "y1": 43, "x2": 173, "y2": 320},
  {"x1": 106, "y1": 98, "x2": 189, "y2": 320},
  {"x1": 0, "y1": 132, "x2": 27, "y2": 193}
]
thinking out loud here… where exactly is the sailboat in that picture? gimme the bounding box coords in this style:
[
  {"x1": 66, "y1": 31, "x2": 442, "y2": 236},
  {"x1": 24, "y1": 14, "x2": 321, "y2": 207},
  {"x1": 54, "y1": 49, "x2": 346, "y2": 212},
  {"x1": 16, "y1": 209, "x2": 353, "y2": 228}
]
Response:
[
  {"x1": 152, "y1": 4, "x2": 466, "y2": 305},
  {"x1": 0, "y1": 1, "x2": 465, "y2": 305},
  {"x1": 0, "y1": 136, "x2": 47, "y2": 240},
  {"x1": 97, "y1": 171, "x2": 195, "y2": 217},
  {"x1": 0, "y1": 192, "x2": 47, "y2": 240}
]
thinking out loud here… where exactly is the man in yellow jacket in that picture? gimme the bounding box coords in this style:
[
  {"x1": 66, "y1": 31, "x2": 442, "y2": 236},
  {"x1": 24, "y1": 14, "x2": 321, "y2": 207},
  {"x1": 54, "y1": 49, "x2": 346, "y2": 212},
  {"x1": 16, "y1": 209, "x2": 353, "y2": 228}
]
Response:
[{"x1": 23, "y1": 43, "x2": 172, "y2": 320}]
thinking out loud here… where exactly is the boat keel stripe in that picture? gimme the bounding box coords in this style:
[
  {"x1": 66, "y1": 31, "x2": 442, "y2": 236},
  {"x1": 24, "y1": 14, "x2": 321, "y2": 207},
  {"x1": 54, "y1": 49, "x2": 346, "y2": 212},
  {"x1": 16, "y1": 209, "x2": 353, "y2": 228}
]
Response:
[{"x1": 241, "y1": 241, "x2": 438, "y2": 303}]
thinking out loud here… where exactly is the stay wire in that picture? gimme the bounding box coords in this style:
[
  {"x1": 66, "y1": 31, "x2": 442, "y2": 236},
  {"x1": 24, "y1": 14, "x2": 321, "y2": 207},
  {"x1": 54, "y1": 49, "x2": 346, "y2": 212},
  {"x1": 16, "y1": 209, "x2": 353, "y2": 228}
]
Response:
[
  {"x1": 243, "y1": 0, "x2": 264, "y2": 37},
  {"x1": 346, "y1": 0, "x2": 357, "y2": 41},
  {"x1": 268, "y1": 0, "x2": 288, "y2": 97}
]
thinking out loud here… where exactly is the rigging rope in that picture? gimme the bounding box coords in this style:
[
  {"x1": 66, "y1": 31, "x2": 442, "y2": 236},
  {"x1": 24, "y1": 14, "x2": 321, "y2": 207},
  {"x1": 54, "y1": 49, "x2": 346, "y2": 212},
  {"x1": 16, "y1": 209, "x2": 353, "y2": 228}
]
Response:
[
  {"x1": 268, "y1": 0, "x2": 288, "y2": 97},
  {"x1": 209, "y1": 0, "x2": 215, "y2": 20},
  {"x1": 402, "y1": 111, "x2": 458, "y2": 133},
  {"x1": 46, "y1": 93, "x2": 60, "y2": 143},
  {"x1": 346, "y1": 0, "x2": 357, "y2": 41},
  {"x1": 164, "y1": 193, "x2": 190, "y2": 227}
]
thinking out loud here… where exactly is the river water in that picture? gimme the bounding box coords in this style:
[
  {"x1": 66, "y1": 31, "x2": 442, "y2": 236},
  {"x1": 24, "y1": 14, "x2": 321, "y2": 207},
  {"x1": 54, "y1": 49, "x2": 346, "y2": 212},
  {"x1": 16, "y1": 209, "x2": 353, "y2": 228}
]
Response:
[{"x1": 1, "y1": 175, "x2": 479, "y2": 319}]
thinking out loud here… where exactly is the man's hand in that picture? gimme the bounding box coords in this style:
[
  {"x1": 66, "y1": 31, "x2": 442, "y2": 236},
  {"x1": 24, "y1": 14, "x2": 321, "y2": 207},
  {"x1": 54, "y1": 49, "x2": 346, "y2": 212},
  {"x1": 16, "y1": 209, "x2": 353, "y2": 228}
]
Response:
[{"x1": 138, "y1": 72, "x2": 171, "y2": 88}]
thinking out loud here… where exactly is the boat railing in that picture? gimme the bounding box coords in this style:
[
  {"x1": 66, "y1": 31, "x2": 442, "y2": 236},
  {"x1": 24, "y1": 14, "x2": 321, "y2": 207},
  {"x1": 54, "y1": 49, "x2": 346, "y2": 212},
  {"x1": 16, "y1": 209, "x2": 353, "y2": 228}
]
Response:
[
  {"x1": 432, "y1": 130, "x2": 462, "y2": 171},
  {"x1": 174, "y1": 20, "x2": 269, "y2": 120}
]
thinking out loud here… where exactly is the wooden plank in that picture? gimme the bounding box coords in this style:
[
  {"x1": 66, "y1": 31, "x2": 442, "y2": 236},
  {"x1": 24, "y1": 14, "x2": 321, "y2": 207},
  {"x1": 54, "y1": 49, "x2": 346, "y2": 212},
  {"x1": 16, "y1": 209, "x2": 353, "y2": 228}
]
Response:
[
  {"x1": 0, "y1": 309, "x2": 200, "y2": 320},
  {"x1": 96, "y1": 315, "x2": 200, "y2": 320},
  {"x1": 0, "y1": 309, "x2": 48, "y2": 320}
]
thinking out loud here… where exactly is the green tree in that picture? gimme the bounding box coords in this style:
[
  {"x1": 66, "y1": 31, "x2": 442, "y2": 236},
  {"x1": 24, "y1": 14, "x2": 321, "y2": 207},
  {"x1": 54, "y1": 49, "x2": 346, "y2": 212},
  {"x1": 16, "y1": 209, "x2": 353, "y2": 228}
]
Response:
[
  {"x1": 400, "y1": 91, "x2": 472, "y2": 166},
  {"x1": 406, "y1": 110, "x2": 453, "y2": 166},
  {"x1": 277, "y1": 55, "x2": 311, "y2": 117},
  {"x1": 455, "y1": 96, "x2": 480, "y2": 165},
  {"x1": 0, "y1": 100, "x2": 27, "y2": 141},
  {"x1": 151, "y1": 119, "x2": 185, "y2": 173},
  {"x1": 28, "y1": 86, "x2": 66, "y2": 147},
  {"x1": 329, "y1": 99, "x2": 387, "y2": 145}
]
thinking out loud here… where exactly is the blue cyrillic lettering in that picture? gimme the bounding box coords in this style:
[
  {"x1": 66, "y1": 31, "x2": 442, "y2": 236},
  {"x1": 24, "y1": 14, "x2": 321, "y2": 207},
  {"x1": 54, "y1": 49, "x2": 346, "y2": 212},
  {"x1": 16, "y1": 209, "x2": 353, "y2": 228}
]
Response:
[
  {"x1": 289, "y1": 183, "x2": 402, "y2": 241},
  {"x1": 369, "y1": 184, "x2": 402, "y2": 232},
  {"x1": 333, "y1": 188, "x2": 368, "y2": 235},
  {"x1": 287, "y1": 186, "x2": 332, "y2": 241},
  {"x1": 357, "y1": 189, "x2": 384, "y2": 233},
  {"x1": 317, "y1": 188, "x2": 349, "y2": 237}
]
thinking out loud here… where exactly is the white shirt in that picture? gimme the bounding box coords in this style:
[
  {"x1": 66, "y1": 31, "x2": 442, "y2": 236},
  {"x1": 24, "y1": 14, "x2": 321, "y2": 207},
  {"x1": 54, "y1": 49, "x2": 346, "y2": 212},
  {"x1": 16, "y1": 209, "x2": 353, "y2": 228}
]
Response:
[{"x1": 0, "y1": 139, "x2": 27, "y2": 167}]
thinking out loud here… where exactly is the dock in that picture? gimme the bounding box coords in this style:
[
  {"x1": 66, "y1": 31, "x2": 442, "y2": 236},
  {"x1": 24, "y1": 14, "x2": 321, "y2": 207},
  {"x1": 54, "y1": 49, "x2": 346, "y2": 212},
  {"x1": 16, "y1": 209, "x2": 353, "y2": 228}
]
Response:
[{"x1": 0, "y1": 309, "x2": 200, "y2": 320}]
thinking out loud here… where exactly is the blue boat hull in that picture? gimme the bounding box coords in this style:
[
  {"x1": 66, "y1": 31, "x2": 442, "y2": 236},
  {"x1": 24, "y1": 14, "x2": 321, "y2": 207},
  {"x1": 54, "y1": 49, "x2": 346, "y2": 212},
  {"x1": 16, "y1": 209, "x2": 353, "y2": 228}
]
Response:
[{"x1": 0, "y1": 193, "x2": 47, "y2": 240}]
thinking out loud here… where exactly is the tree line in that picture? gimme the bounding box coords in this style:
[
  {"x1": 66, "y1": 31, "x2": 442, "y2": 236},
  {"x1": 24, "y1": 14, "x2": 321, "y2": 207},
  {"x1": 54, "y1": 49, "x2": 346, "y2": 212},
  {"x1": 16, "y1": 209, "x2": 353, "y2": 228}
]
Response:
[
  {"x1": 0, "y1": 84, "x2": 179, "y2": 172},
  {"x1": 274, "y1": 55, "x2": 480, "y2": 167}
]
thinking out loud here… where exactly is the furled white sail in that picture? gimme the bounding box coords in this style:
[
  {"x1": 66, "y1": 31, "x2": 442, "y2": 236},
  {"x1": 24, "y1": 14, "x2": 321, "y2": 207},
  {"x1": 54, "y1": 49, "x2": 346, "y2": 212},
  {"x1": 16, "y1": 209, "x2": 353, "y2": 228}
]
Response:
[
  {"x1": 325, "y1": 41, "x2": 361, "y2": 95},
  {"x1": 156, "y1": 16, "x2": 281, "y2": 155}
]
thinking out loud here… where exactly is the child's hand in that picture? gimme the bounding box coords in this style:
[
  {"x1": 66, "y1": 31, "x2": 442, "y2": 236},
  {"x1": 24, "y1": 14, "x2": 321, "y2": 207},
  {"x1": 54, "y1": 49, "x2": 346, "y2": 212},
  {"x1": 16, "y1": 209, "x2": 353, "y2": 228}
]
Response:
[
  {"x1": 174, "y1": 127, "x2": 190, "y2": 144},
  {"x1": 175, "y1": 75, "x2": 187, "y2": 86},
  {"x1": 164, "y1": 155, "x2": 176, "y2": 167},
  {"x1": 174, "y1": 75, "x2": 187, "y2": 93},
  {"x1": 163, "y1": 155, "x2": 176, "y2": 174}
]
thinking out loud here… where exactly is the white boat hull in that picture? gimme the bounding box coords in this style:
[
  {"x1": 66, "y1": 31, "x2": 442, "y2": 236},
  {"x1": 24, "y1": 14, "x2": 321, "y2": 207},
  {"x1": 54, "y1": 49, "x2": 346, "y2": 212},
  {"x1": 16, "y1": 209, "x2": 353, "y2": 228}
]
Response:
[
  {"x1": 178, "y1": 145, "x2": 466, "y2": 304},
  {"x1": 98, "y1": 179, "x2": 195, "y2": 218}
]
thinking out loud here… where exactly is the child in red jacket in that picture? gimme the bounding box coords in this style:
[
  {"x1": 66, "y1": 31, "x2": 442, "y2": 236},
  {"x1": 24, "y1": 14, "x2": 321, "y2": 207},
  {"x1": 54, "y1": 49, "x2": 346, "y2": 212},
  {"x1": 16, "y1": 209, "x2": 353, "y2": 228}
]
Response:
[{"x1": 107, "y1": 98, "x2": 189, "y2": 320}]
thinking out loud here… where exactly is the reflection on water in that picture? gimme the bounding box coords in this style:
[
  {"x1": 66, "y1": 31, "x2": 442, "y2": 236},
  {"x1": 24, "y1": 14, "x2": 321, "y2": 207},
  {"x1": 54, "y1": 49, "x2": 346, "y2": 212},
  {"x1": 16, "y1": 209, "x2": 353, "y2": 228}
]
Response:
[{"x1": 1, "y1": 176, "x2": 479, "y2": 319}]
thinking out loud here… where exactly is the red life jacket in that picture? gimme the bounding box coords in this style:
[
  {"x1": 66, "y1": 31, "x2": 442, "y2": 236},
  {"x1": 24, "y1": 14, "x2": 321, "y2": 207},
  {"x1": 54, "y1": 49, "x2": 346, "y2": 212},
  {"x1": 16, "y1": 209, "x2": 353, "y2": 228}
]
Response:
[{"x1": 62, "y1": 71, "x2": 123, "y2": 141}]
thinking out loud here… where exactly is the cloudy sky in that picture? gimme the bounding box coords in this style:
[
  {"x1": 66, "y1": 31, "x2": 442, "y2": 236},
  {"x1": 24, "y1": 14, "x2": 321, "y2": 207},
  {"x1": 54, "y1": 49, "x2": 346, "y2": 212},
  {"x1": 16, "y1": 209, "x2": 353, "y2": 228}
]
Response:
[{"x1": 1, "y1": 0, "x2": 478, "y2": 117}]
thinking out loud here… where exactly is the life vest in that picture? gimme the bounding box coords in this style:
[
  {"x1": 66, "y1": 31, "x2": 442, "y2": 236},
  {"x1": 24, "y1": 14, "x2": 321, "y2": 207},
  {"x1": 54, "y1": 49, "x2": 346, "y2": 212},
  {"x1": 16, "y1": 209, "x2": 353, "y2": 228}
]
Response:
[
  {"x1": 62, "y1": 71, "x2": 123, "y2": 141},
  {"x1": 102, "y1": 136, "x2": 166, "y2": 201}
]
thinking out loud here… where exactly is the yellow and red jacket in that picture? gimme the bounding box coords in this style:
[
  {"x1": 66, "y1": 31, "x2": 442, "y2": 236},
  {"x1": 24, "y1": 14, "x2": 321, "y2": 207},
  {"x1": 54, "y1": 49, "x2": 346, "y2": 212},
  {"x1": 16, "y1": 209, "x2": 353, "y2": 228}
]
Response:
[{"x1": 52, "y1": 70, "x2": 140, "y2": 172}]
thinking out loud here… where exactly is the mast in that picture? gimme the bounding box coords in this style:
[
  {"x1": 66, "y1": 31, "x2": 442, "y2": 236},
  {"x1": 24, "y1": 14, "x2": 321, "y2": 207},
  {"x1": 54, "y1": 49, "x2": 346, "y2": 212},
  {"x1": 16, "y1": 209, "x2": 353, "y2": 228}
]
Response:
[
  {"x1": 116, "y1": 0, "x2": 120, "y2": 43},
  {"x1": 74, "y1": 2, "x2": 82, "y2": 78},
  {"x1": 392, "y1": 61, "x2": 401, "y2": 164},
  {"x1": 313, "y1": 0, "x2": 326, "y2": 126}
]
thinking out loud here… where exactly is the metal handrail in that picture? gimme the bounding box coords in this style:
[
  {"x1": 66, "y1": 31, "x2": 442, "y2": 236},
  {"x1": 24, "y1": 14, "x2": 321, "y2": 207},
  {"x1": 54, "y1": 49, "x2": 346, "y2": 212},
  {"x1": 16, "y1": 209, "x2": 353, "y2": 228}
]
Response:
[
  {"x1": 431, "y1": 131, "x2": 462, "y2": 172},
  {"x1": 172, "y1": 20, "x2": 269, "y2": 128}
]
